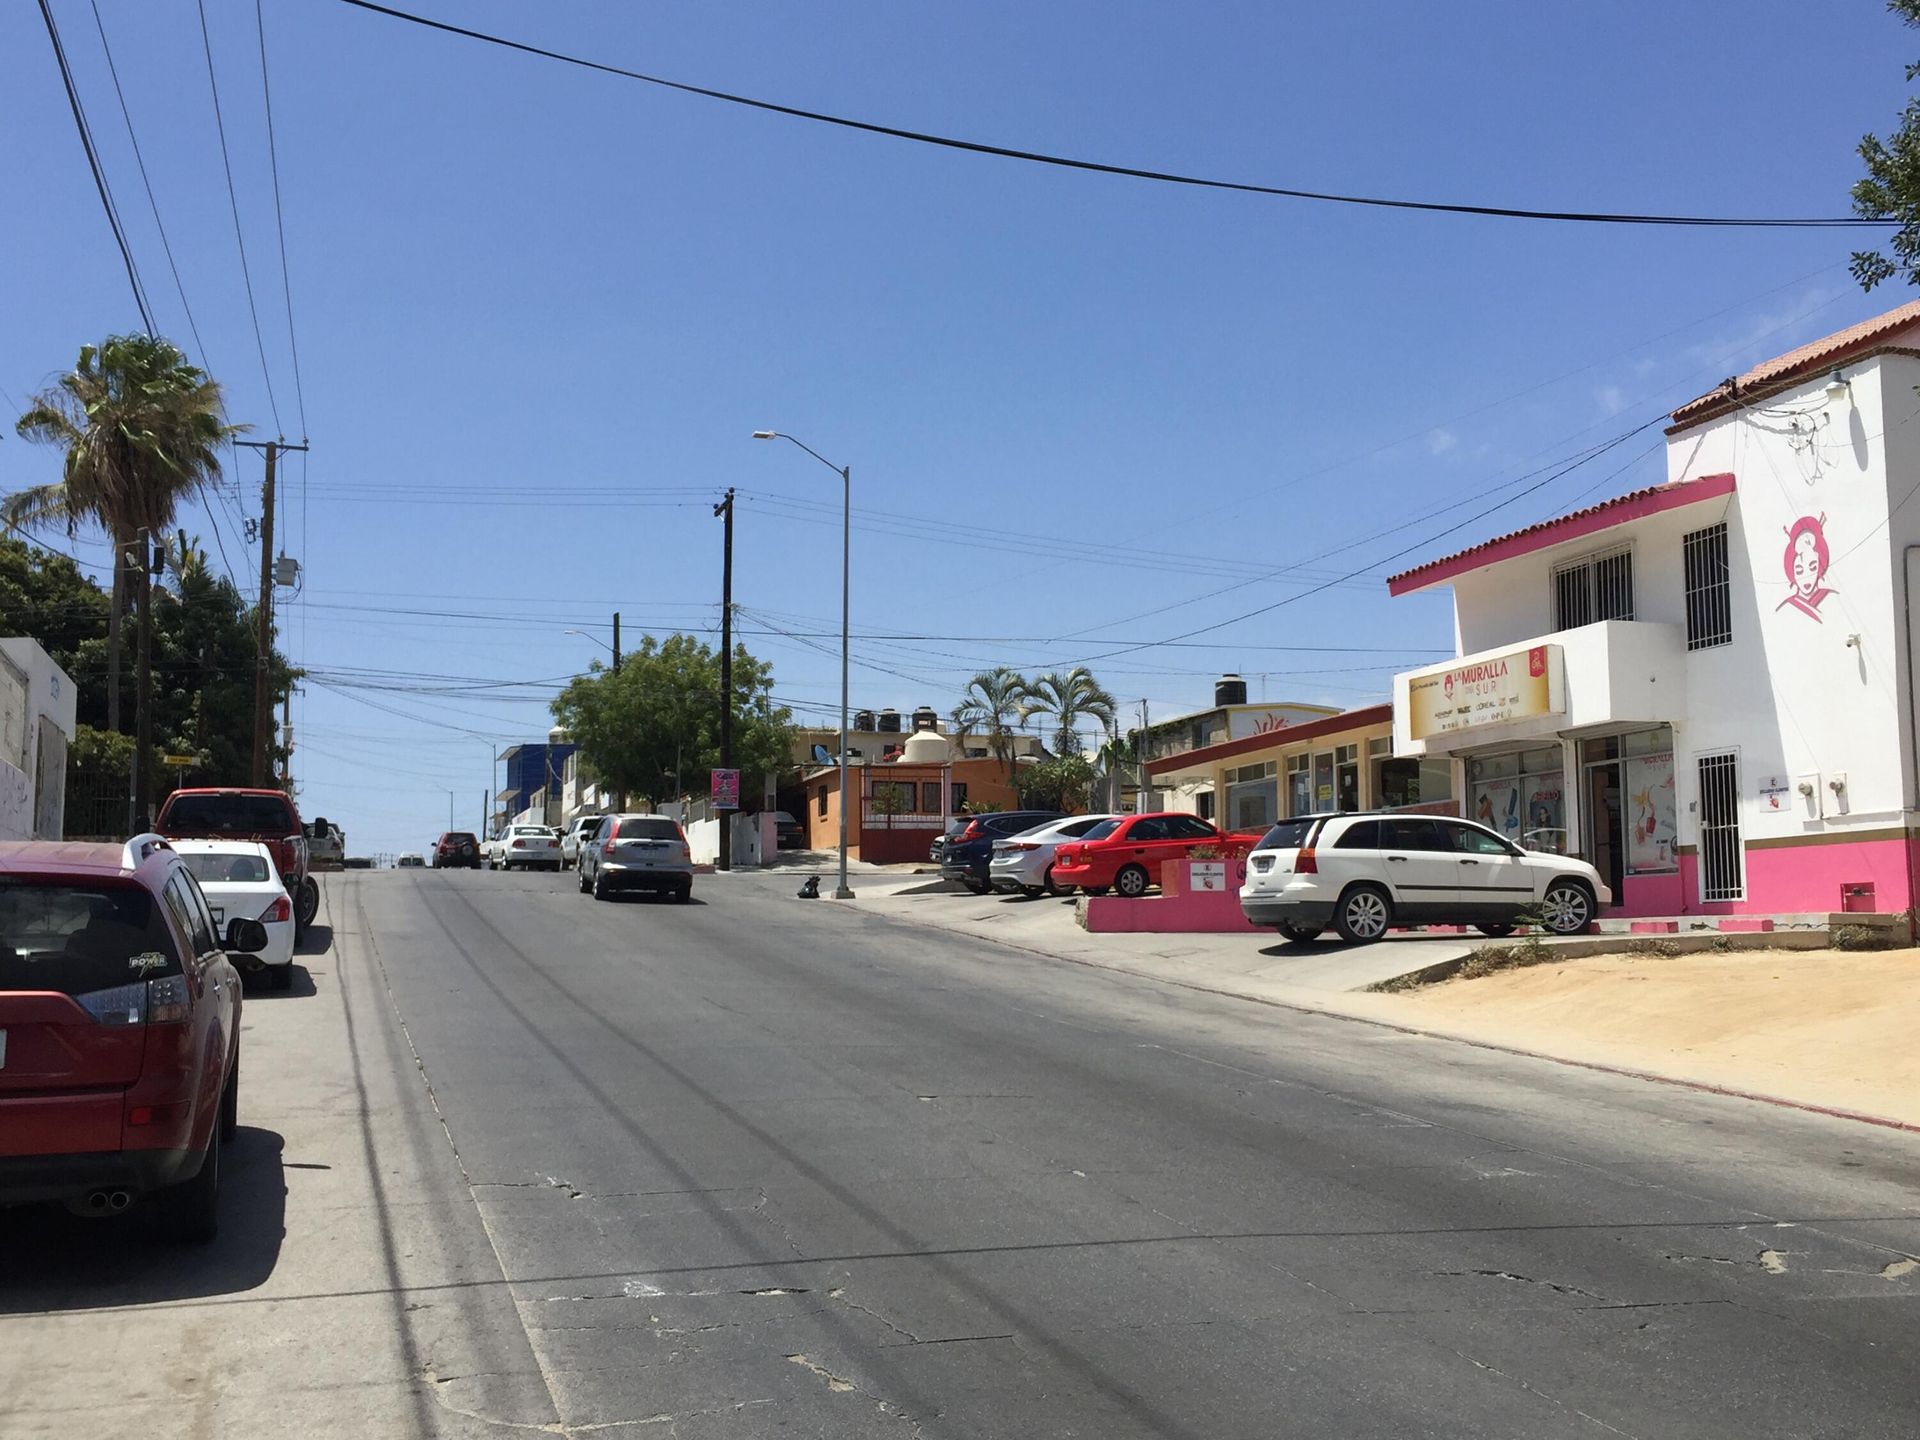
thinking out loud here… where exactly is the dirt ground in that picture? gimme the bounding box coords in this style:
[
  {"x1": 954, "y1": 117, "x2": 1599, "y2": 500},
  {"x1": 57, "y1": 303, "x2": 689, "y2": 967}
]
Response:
[{"x1": 1354, "y1": 947, "x2": 1920, "y2": 1126}]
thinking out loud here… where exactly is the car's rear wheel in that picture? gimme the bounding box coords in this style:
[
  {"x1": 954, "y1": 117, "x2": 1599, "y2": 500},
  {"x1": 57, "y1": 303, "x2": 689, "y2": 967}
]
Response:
[
  {"x1": 674, "y1": 884, "x2": 692, "y2": 904},
  {"x1": 1041, "y1": 864, "x2": 1062, "y2": 897},
  {"x1": 1333, "y1": 885, "x2": 1392, "y2": 944},
  {"x1": 293, "y1": 876, "x2": 320, "y2": 936},
  {"x1": 153, "y1": 1119, "x2": 221, "y2": 1244},
  {"x1": 579, "y1": 868, "x2": 591, "y2": 894},
  {"x1": 963, "y1": 878, "x2": 992, "y2": 895},
  {"x1": 1476, "y1": 921, "x2": 1518, "y2": 938},
  {"x1": 219, "y1": 1057, "x2": 239, "y2": 1142},
  {"x1": 1276, "y1": 921, "x2": 1324, "y2": 943},
  {"x1": 1540, "y1": 880, "x2": 1594, "y2": 935},
  {"x1": 592, "y1": 871, "x2": 609, "y2": 901},
  {"x1": 1114, "y1": 864, "x2": 1151, "y2": 898}
]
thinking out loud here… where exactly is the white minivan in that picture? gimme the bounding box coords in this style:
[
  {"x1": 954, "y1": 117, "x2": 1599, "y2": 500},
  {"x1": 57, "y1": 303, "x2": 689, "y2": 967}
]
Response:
[{"x1": 1239, "y1": 812, "x2": 1611, "y2": 945}]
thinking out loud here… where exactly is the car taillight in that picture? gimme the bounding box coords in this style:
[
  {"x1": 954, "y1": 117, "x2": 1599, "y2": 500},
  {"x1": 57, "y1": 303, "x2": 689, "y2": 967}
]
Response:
[
  {"x1": 73, "y1": 975, "x2": 189, "y2": 1027},
  {"x1": 1295, "y1": 846, "x2": 1317, "y2": 874},
  {"x1": 259, "y1": 894, "x2": 293, "y2": 923},
  {"x1": 603, "y1": 839, "x2": 616, "y2": 856},
  {"x1": 512, "y1": 839, "x2": 526, "y2": 849},
  {"x1": 959, "y1": 821, "x2": 983, "y2": 842},
  {"x1": 1011, "y1": 842, "x2": 1040, "y2": 851}
]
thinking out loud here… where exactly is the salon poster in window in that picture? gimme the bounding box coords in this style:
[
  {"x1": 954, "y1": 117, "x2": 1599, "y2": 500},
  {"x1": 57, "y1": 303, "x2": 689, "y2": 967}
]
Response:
[{"x1": 1624, "y1": 751, "x2": 1678, "y2": 873}]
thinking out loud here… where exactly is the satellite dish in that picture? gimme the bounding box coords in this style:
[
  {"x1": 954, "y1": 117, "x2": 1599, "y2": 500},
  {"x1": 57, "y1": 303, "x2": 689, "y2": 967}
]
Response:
[{"x1": 812, "y1": 744, "x2": 834, "y2": 764}]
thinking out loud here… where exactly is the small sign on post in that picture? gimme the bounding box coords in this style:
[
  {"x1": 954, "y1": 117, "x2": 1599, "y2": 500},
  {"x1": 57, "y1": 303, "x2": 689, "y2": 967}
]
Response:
[
  {"x1": 711, "y1": 768, "x2": 741, "y2": 811},
  {"x1": 162, "y1": 754, "x2": 197, "y2": 768},
  {"x1": 1190, "y1": 861, "x2": 1228, "y2": 893}
]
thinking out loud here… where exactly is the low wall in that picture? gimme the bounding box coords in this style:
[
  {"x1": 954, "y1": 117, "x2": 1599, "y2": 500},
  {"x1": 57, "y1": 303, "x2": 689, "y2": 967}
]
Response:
[{"x1": 1080, "y1": 858, "x2": 1263, "y2": 935}]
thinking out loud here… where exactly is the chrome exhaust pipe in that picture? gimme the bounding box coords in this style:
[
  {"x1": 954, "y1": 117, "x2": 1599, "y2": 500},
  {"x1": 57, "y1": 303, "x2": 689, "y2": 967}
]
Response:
[{"x1": 107, "y1": 1189, "x2": 132, "y2": 1212}]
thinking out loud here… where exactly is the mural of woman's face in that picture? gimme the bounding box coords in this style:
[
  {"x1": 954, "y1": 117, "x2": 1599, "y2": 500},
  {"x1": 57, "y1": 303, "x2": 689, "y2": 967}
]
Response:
[{"x1": 1791, "y1": 532, "x2": 1823, "y2": 598}]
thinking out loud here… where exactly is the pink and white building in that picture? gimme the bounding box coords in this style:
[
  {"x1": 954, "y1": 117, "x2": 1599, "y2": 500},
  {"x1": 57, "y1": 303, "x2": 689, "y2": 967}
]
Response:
[{"x1": 1388, "y1": 301, "x2": 1920, "y2": 921}]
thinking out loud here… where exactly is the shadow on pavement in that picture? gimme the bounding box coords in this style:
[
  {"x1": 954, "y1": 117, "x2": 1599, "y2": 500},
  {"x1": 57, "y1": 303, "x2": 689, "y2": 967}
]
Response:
[
  {"x1": 242, "y1": 964, "x2": 318, "y2": 999},
  {"x1": 295, "y1": 923, "x2": 334, "y2": 957},
  {"x1": 0, "y1": 1127, "x2": 288, "y2": 1312}
]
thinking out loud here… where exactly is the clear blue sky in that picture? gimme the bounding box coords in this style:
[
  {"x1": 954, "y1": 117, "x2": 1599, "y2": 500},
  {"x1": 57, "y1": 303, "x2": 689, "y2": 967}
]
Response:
[{"x1": 2, "y1": 0, "x2": 1910, "y2": 855}]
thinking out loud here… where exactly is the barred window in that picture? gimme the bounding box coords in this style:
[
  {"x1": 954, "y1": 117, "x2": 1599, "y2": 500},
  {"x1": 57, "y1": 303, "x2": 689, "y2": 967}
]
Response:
[
  {"x1": 1683, "y1": 523, "x2": 1732, "y2": 649},
  {"x1": 1553, "y1": 547, "x2": 1633, "y2": 630}
]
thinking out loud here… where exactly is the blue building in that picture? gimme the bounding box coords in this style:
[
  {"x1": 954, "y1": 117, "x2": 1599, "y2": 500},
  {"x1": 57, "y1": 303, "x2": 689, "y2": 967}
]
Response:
[{"x1": 497, "y1": 732, "x2": 577, "y2": 829}]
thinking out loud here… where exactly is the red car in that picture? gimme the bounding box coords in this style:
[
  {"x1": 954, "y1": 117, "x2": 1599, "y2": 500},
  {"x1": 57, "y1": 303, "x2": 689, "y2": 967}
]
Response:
[
  {"x1": 0, "y1": 834, "x2": 270, "y2": 1241},
  {"x1": 1051, "y1": 812, "x2": 1260, "y2": 898},
  {"x1": 156, "y1": 787, "x2": 317, "y2": 937}
]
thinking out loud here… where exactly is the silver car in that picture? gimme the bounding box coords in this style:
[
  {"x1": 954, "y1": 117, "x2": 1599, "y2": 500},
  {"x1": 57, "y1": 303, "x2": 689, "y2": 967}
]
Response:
[
  {"x1": 988, "y1": 813, "x2": 1120, "y2": 897},
  {"x1": 559, "y1": 814, "x2": 604, "y2": 869},
  {"x1": 578, "y1": 814, "x2": 695, "y2": 902}
]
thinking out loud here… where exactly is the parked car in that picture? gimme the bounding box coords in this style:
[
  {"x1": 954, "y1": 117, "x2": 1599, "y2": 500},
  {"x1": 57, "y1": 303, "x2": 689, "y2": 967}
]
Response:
[
  {"x1": 396, "y1": 853, "x2": 425, "y2": 868},
  {"x1": 578, "y1": 814, "x2": 693, "y2": 902},
  {"x1": 1238, "y1": 812, "x2": 1611, "y2": 945},
  {"x1": 938, "y1": 811, "x2": 1067, "y2": 893},
  {"x1": 170, "y1": 840, "x2": 297, "y2": 989},
  {"x1": 305, "y1": 818, "x2": 345, "y2": 872},
  {"x1": 489, "y1": 824, "x2": 561, "y2": 871},
  {"x1": 433, "y1": 831, "x2": 482, "y2": 869},
  {"x1": 988, "y1": 814, "x2": 1120, "y2": 897},
  {"x1": 771, "y1": 811, "x2": 804, "y2": 850},
  {"x1": 0, "y1": 833, "x2": 270, "y2": 1241},
  {"x1": 559, "y1": 814, "x2": 604, "y2": 869},
  {"x1": 1051, "y1": 812, "x2": 1260, "y2": 899},
  {"x1": 155, "y1": 787, "x2": 318, "y2": 938}
]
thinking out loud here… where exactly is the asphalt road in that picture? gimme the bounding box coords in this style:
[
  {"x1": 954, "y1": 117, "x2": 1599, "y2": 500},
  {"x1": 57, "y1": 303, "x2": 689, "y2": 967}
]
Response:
[{"x1": 6, "y1": 866, "x2": 1919, "y2": 1438}]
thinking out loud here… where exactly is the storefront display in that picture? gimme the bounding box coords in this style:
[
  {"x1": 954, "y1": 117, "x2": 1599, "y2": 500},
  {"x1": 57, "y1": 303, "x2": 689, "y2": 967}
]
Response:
[
  {"x1": 1468, "y1": 747, "x2": 1565, "y2": 850},
  {"x1": 1623, "y1": 747, "x2": 1677, "y2": 874}
]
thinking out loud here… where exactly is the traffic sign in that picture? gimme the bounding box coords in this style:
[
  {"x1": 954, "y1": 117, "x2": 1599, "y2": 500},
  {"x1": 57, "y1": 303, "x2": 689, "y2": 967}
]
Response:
[{"x1": 162, "y1": 754, "x2": 197, "y2": 768}]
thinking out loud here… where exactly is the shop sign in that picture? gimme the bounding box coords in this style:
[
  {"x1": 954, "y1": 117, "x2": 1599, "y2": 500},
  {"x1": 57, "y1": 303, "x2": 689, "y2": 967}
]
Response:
[
  {"x1": 1759, "y1": 774, "x2": 1791, "y2": 811},
  {"x1": 710, "y1": 768, "x2": 740, "y2": 810},
  {"x1": 1409, "y1": 646, "x2": 1560, "y2": 740},
  {"x1": 1624, "y1": 751, "x2": 1678, "y2": 873},
  {"x1": 1189, "y1": 861, "x2": 1227, "y2": 893}
]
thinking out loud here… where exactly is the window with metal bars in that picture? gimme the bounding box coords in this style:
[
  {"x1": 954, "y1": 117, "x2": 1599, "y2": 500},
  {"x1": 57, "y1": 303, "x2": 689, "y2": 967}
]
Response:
[
  {"x1": 1552, "y1": 548, "x2": 1634, "y2": 630},
  {"x1": 1696, "y1": 751, "x2": 1743, "y2": 901},
  {"x1": 1683, "y1": 523, "x2": 1732, "y2": 649}
]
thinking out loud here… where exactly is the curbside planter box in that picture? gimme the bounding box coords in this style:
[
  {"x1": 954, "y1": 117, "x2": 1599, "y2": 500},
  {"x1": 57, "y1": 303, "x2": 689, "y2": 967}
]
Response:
[{"x1": 1080, "y1": 857, "x2": 1262, "y2": 934}]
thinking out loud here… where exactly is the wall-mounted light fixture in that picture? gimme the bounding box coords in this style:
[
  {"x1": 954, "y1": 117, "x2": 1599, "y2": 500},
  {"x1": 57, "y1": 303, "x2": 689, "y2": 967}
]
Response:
[{"x1": 1825, "y1": 368, "x2": 1851, "y2": 407}]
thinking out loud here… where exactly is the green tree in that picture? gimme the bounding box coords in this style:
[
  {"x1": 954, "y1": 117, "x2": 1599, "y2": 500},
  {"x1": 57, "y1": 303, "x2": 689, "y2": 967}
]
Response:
[
  {"x1": 551, "y1": 634, "x2": 793, "y2": 807},
  {"x1": 9, "y1": 336, "x2": 242, "y2": 820},
  {"x1": 951, "y1": 666, "x2": 1029, "y2": 783},
  {"x1": 1852, "y1": 0, "x2": 1920, "y2": 289},
  {"x1": 1014, "y1": 754, "x2": 1099, "y2": 812},
  {"x1": 1019, "y1": 666, "x2": 1118, "y2": 758}
]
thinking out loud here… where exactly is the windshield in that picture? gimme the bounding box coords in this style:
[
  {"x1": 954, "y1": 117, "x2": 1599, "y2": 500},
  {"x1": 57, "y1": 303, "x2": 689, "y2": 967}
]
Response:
[
  {"x1": 0, "y1": 880, "x2": 182, "y2": 994},
  {"x1": 162, "y1": 793, "x2": 296, "y2": 835},
  {"x1": 1255, "y1": 817, "x2": 1321, "y2": 851},
  {"x1": 1078, "y1": 819, "x2": 1123, "y2": 842},
  {"x1": 615, "y1": 818, "x2": 680, "y2": 840},
  {"x1": 510, "y1": 826, "x2": 550, "y2": 837},
  {"x1": 181, "y1": 852, "x2": 272, "y2": 884}
]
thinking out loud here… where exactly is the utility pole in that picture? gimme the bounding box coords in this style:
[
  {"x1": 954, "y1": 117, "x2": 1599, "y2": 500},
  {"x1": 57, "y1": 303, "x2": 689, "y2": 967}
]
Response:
[
  {"x1": 1136, "y1": 699, "x2": 1150, "y2": 813},
  {"x1": 612, "y1": 612, "x2": 621, "y2": 673},
  {"x1": 131, "y1": 530, "x2": 153, "y2": 830},
  {"x1": 237, "y1": 438, "x2": 307, "y2": 787},
  {"x1": 281, "y1": 688, "x2": 293, "y2": 788},
  {"x1": 714, "y1": 488, "x2": 735, "y2": 871}
]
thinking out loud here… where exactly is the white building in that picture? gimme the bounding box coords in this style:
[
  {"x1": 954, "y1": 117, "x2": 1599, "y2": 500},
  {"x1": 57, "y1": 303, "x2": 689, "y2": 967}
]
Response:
[
  {"x1": 0, "y1": 638, "x2": 79, "y2": 841},
  {"x1": 1390, "y1": 301, "x2": 1920, "y2": 920}
]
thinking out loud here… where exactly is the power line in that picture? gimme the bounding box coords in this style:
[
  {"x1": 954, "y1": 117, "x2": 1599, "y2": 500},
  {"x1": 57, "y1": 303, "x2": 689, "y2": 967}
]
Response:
[
  {"x1": 86, "y1": 0, "x2": 211, "y2": 366},
  {"x1": 36, "y1": 0, "x2": 153, "y2": 333},
  {"x1": 334, "y1": 0, "x2": 1886, "y2": 230},
  {"x1": 195, "y1": 0, "x2": 283, "y2": 433},
  {"x1": 253, "y1": 0, "x2": 307, "y2": 438}
]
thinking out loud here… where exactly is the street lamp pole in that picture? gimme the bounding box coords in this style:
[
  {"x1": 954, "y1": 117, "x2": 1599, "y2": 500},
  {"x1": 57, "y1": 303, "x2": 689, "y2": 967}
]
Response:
[{"x1": 753, "y1": 430, "x2": 854, "y2": 899}]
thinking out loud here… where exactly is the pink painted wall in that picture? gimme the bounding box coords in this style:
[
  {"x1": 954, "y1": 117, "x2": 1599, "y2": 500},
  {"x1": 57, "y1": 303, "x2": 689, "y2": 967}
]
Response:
[
  {"x1": 1618, "y1": 872, "x2": 1684, "y2": 917},
  {"x1": 1676, "y1": 836, "x2": 1913, "y2": 915},
  {"x1": 1083, "y1": 858, "x2": 1262, "y2": 934}
]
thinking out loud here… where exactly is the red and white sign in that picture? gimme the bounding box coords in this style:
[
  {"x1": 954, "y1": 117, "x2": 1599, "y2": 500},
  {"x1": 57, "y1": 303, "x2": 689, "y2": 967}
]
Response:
[{"x1": 710, "y1": 768, "x2": 741, "y2": 811}]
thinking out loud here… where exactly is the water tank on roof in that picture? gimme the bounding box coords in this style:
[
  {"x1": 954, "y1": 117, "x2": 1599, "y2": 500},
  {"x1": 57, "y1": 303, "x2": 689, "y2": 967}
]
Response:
[
  {"x1": 854, "y1": 709, "x2": 876, "y2": 732},
  {"x1": 911, "y1": 705, "x2": 939, "y2": 732},
  {"x1": 903, "y1": 729, "x2": 950, "y2": 763},
  {"x1": 877, "y1": 708, "x2": 903, "y2": 733},
  {"x1": 1215, "y1": 673, "x2": 1248, "y2": 707}
]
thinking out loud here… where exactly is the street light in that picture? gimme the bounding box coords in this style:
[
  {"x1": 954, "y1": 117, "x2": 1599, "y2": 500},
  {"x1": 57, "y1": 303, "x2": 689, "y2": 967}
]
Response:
[
  {"x1": 753, "y1": 429, "x2": 854, "y2": 900},
  {"x1": 564, "y1": 628, "x2": 616, "y2": 658}
]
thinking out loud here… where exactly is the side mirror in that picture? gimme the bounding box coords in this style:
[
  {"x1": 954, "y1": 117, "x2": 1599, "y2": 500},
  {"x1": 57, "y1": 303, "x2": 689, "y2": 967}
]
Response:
[{"x1": 225, "y1": 917, "x2": 270, "y2": 953}]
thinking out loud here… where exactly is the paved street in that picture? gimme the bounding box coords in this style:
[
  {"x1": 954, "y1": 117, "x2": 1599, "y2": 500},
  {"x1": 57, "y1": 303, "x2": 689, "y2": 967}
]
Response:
[{"x1": 5, "y1": 868, "x2": 1919, "y2": 1438}]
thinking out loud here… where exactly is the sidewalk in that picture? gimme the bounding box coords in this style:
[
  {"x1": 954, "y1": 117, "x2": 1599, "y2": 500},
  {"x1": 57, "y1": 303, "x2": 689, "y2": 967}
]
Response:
[{"x1": 835, "y1": 876, "x2": 1920, "y2": 1131}]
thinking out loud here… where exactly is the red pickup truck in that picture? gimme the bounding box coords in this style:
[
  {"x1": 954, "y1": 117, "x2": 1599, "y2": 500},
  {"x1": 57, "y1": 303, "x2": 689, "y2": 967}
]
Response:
[{"x1": 155, "y1": 788, "x2": 319, "y2": 937}]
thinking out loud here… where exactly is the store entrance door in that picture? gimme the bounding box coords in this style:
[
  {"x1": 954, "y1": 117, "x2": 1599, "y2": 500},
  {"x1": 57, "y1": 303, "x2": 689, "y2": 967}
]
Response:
[{"x1": 1584, "y1": 761, "x2": 1624, "y2": 898}]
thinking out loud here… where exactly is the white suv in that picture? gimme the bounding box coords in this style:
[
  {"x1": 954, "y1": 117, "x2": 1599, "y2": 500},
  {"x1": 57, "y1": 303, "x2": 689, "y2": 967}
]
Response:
[{"x1": 1239, "y1": 812, "x2": 1610, "y2": 945}]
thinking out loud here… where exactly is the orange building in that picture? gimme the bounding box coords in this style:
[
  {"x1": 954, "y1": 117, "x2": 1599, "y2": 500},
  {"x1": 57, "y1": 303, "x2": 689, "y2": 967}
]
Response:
[{"x1": 801, "y1": 731, "x2": 1025, "y2": 863}]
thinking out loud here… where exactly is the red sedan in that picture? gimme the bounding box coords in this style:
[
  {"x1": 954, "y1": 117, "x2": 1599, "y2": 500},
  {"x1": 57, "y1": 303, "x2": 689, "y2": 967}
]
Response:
[{"x1": 1051, "y1": 812, "x2": 1261, "y2": 898}]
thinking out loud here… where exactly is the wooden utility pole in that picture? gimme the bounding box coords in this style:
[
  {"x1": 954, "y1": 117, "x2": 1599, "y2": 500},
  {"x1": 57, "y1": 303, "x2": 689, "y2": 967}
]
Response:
[
  {"x1": 714, "y1": 489, "x2": 735, "y2": 870},
  {"x1": 132, "y1": 531, "x2": 153, "y2": 829},
  {"x1": 236, "y1": 439, "x2": 306, "y2": 787},
  {"x1": 612, "y1": 611, "x2": 621, "y2": 673}
]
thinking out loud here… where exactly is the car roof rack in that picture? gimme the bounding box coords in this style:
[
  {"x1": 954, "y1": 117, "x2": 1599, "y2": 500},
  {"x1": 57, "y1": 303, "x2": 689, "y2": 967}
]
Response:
[{"x1": 122, "y1": 833, "x2": 175, "y2": 869}]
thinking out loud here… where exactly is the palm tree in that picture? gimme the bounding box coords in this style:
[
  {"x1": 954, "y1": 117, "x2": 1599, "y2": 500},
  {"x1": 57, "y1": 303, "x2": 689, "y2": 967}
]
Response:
[
  {"x1": 9, "y1": 335, "x2": 242, "y2": 820},
  {"x1": 951, "y1": 666, "x2": 1029, "y2": 784},
  {"x1": 1020, "y1": 667, "x2": 1118, "y2": 759}
]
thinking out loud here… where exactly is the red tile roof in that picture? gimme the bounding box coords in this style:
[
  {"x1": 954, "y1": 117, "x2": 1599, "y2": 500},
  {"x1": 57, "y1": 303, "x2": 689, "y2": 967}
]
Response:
[
  {"x1": 1146, "y1": 703, "x2": 1392, "y2": 778},
  {"x1": 1669, "y1": 299, "x2": 1920, "y2": 426},
  {"x1": 1385, "y1": 471, "x2": 1735, "y2": 596}
]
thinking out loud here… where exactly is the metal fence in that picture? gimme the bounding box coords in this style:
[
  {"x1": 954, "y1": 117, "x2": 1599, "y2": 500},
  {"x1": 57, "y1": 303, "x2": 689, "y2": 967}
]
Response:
[{"x1": 63, "y1": 765, "x2": 132, "y2": 840}]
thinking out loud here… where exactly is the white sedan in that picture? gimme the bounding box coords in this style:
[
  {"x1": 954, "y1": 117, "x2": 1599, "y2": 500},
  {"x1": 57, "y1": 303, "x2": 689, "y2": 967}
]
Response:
[
  {"x1": 491, "y1": 825, "x2": 562, "y2": 871},
  {"x1": 988, "y1": 814, "x2": 1120, "y2": 897},
  {"x1": 173, "y1": 839, "x2": 297, "y2": 988}
]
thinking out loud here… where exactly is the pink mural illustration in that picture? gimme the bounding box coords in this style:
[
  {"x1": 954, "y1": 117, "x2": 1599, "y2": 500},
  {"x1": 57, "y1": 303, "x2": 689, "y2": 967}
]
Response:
[{"x1": 1776, "y1": 514, "x2": 1835, "y2": 621}]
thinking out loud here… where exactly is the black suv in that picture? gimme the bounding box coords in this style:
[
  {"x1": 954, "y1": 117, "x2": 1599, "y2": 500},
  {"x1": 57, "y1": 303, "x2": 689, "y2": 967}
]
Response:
[{"x1": 937, "y1": 811, "x2": 1066, "y2": 894}]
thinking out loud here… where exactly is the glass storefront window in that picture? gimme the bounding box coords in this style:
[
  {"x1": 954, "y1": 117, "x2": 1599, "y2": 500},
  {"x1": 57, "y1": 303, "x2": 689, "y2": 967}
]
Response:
[
  {"x1": 1376, "y1": 757, "x2": 1454, "y2": 809},
  {"x1": 1313, "y1": 752, "x2": 1335, "y2": 811},
  {"x1": 1470, "y1": 747, "x2": 1565, "y2": 851},
  {"x1": 1286, "y1": 755, "x2": 1311, "y2": 816},
  {"x1": 1335, "y1": 745, "x2": 1360, "y2": 812}
]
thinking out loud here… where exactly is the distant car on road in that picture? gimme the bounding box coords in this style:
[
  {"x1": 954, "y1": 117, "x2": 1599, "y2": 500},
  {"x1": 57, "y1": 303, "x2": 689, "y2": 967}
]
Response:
[
  {"x1": 155, "y1": 787, "x2": 318, "y2": 938},
  {"x1": 432, "y1": 832, "x2": 482, "y2": 869},
  {"x1": 171, "y1": 840, "x2": 297, "y2": 989},
  {"x1": 489, "y1": 824, "x2": 561, "y2": 871},
  {"x1": 1239, "y1": 812, "x2": 1611, "y2": 944},
  {"x1": 396, "y1": 853, "x2": 425, "y2": 868},
  {"x1": 578, "y1": 814, "x2": 693, "y2": 902},
  {"x1": 305, "y1": 818, "x2": 345, "y2": 872},
  {"x1": 770, "y1": 811, "x2": 804, "y2": 850},
  {"x1": 559, "y1": 814, "x2": 603, "y2": 869},
  {"x1": 988, "y1": 814, "x2": 1119, "y2": 897},
  {"x1": 938, "y1": 811, "x2": 1067, "y2": 894},
  {"x1": 0, "y1": 833, "x2": 271, "y2": 1241},
  {"x1": 1051, "y1": 812, "x2": 1260, "y2": 898}
]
